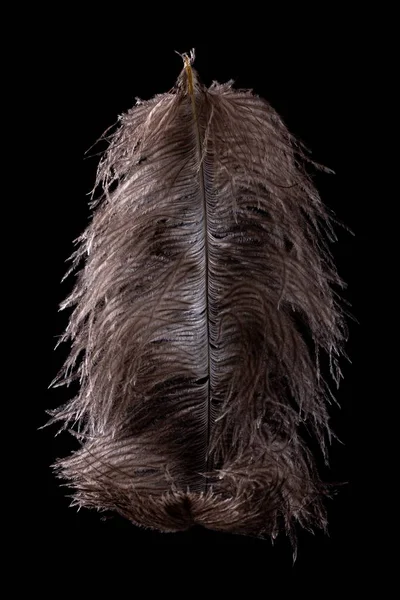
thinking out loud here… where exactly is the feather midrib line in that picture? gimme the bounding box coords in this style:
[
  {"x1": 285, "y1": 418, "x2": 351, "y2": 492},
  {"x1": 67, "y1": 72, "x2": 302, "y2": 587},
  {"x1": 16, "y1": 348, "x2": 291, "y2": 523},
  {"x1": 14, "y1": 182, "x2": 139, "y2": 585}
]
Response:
[
  {"x1": 47, "y1": 50, "x2": 347, "y2": 545},
  {"x1": 184, "y1": 55, "x2": 212, "y2": 483}
]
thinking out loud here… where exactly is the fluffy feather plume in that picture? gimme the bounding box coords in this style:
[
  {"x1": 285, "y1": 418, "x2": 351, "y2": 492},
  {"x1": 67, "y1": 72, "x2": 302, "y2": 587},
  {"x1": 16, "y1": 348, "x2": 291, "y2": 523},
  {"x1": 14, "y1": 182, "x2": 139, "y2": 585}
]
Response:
[{"x1": 48, "y1": 50, "x2": 346, "y2": 544}]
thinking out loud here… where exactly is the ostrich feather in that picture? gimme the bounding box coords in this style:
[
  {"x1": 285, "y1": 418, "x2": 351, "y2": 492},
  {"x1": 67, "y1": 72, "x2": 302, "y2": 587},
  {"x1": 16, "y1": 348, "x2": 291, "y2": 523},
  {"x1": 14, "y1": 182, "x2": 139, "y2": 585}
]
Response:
[{"x1": 48, "y1": 50, "x2": 347, "y2": 544}]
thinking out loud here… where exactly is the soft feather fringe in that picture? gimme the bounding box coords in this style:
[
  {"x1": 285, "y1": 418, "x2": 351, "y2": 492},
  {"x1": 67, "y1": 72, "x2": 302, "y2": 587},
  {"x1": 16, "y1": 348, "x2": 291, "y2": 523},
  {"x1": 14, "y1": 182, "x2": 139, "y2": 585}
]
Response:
[{"x1": 47, "y1": 53, "x2": 347, "y2": 547}]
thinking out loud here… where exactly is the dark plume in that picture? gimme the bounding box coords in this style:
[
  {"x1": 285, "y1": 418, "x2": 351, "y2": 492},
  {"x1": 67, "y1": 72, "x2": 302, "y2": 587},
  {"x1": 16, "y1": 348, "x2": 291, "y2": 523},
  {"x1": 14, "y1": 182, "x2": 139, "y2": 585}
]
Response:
[{"x1": 48, "y1": 50, "x2": 347, "y2": 546}]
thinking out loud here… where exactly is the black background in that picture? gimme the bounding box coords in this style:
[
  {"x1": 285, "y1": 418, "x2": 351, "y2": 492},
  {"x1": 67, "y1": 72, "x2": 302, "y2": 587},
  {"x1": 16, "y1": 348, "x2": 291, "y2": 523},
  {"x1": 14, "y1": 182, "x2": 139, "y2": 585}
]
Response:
[{"x1": 21, "y1": 7, "x2": 382, "y2": 583}]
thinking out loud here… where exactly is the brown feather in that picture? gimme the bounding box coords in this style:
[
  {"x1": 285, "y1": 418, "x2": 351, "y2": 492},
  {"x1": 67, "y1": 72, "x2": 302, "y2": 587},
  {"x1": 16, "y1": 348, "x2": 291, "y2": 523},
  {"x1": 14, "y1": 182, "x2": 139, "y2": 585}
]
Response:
[{"x1": 47, "y1": 51, "x2": 347, "y2": 545}]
